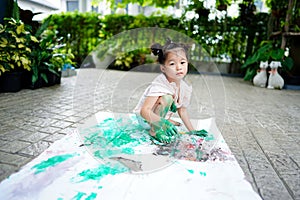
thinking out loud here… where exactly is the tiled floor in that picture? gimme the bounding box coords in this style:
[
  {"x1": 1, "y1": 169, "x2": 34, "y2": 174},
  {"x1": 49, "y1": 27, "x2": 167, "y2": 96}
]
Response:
[{"x1": 0, "y1": 69, "x2": 299, "y2": 200}]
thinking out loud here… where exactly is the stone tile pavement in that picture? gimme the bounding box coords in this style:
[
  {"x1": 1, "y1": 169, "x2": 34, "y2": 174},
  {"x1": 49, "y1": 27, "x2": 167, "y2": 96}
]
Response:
[{"x1": 0, "y1": 69, "x2": 299, "y2": 200}]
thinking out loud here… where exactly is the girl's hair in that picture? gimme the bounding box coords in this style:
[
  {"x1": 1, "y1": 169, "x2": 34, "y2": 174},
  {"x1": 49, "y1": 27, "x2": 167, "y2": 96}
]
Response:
[{"x1": 150, "y1": 38, "x2": 189, "y2": 64}]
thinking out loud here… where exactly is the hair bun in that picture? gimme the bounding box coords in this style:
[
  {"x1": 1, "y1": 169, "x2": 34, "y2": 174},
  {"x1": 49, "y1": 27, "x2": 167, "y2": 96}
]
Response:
[{"x1": 151, "y1": 43, "x2": 163, "y2": 56}]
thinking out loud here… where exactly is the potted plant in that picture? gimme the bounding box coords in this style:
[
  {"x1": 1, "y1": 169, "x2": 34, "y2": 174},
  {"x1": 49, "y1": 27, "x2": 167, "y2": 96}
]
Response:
[
  {"x1": 39, "y1": 27, "x2": 75, "y2": 86},
  {"x1": 241, "y1": 40, "x2": 294, "y2": 81},
  {"x1": 50, "y1": 45, "x2": 75, "y2": 80},
  {"x1": 29, "y1": 16, "x2": 74, "y2": 88},
  {"x1": 0, "y1": 18, "x2": 38, "y2": 92}
]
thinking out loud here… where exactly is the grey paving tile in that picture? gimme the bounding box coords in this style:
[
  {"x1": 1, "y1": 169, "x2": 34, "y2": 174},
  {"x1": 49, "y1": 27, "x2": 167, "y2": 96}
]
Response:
[
  {"x1": 60, "y1": 110, "x2": 77, "y2": 117},
  {"x1": 0, "y1": 69, "x2": 299, "y2": 200},
  {"x1": 38, "y1": 126, "x2": 62, "y2": 134},
  {"x1": 43, "y1": 133, "x2": 66, "y2": 143},
  {"x1": 0, "y1": 151, "x2": 31, "y2": 167},
  {"x1": 0, "y1": 163, "x2": 18, "y2": 182},
  {"x1": 20, "y1": 124, "x2": 42, "y2": 132},
  {"x1": 50, "y1": 121, "x2": 73, "y2": 129},
  {"x1": 18, "y1": 140, "x2": 51, "y2": 157},
  {"x1": 63, "y1": 116, "x2": 82, "y2": 123},
  {"x1": 19, "y1": 132, "x2": 50, "y2": 143},
  {"x1": 52, "y1": 114, "x2": 68, "y2": 120},
  {"x1": 58, "y1": 127, "x2": 77, "y2": 135},
  {"x1": 0, "y1": 141, "x2": 31, "y2": 154},
  {"x1": 0, "y1": 139, "x2": 8, "y2": 147}
]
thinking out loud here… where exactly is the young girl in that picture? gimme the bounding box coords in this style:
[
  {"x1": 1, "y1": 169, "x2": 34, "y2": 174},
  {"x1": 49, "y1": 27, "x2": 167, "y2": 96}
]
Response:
[{"x1": 134, "y1": 39, "x2": 201, "y2": 143}]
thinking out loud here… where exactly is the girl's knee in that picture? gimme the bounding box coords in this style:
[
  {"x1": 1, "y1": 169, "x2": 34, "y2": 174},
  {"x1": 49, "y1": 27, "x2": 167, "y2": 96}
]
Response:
[{"x1": 154, "y1": 95, "x2": 174, "y2": 117}]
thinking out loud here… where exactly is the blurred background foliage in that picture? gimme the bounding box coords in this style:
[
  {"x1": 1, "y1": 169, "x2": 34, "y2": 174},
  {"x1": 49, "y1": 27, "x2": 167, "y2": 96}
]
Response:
[
  {"x1": 2, "y1": 0, "x2": 300, "y2": 77},
  {"x1": 46, "y1": 11, "x2": 264, "y2": 72}
]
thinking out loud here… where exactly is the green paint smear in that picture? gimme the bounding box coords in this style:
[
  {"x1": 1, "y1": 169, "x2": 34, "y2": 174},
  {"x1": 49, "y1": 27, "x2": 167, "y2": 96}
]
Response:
[
  {"x1": 204, "y1": 134, "x2": 215, "y2": 141},
  {"x1": 81, "y1": 116, "x2": 152, "y2": 162},
  {"x1": 32, "y1": 153, "x2": 78, "y2": 174},
  {"x1": 78, "y1": 163, "x2": 128, "y2": 182},
  {"x1": 200, "y1": 171, "x2": 207, "y2": 176},
  {"x1": 187, "y1": 169, "x2": 194, "y2": 174},
  {"x1": 94, "y1": 147, "x2": 134, "y2": 159},
  {"x1": 71, "y1": 192, "x2": 97, "y2": 200},
  {"x1": 83, "y1": 117, "x2": 149, "y2": 148},
  {"x1": 85, "y1": 193, "x2": 97, "y2": 200},
  {"x1": 72, "y1": 192, "x2": 86, "y2": 200}
]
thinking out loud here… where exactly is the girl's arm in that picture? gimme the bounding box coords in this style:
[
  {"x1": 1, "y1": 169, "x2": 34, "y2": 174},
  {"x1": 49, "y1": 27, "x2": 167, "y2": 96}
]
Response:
[
  {"x1": 177, "y1": 107, "x2": 194, "y2": 131},
  {"x1": 140, "y1": 96, "x2": 161, "y2": 123}
]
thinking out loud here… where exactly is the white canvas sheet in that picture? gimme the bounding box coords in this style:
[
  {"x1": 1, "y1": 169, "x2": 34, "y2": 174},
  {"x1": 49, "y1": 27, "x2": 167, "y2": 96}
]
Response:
[{"x1": 0, "y1": 112, "x2": 261, "y2": 200}]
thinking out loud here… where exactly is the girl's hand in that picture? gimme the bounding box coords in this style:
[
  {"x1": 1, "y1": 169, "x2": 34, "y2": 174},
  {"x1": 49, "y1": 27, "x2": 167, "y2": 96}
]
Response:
[
  {"x1": 152, "y1": 118, "x2": 179, "y2": 143},
  {"x1": 186, "y1": 129, "x2": 208, "y2": 137}
]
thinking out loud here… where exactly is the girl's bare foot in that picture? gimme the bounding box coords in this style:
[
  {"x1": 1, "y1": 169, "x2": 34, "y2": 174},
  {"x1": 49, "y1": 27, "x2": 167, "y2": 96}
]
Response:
[{"x1": 150, "y1": 127, "x2": 156, "y2": 136}]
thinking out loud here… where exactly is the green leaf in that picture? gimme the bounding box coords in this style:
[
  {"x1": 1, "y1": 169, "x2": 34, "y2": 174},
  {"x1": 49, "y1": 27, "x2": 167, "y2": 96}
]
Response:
[
  {"x1": 241, "y1": 51, "x2": 261, "y2": 68},
  {"x1": 41, "y1": 73, "x2": 48, "y2": 83},
  {"x1": 257, "y1": 42, "x2": 272, "y2": 54},
  {"x1": 32, "y1": 74, "x2": 38, "y2": 84},
  {"x1": 243, "y1": 67, "x2": 257, "y2": 81},
  {"x1": 48, "y1": 68, "x2": 59, "y2": 76},
  {"x1": 270, "y1": 49, "x2": 284, "y2": 60},
  {"x1": 12, "y1": 1, "x2": 20, "y2": 21},
  {"x1": 35, "y1": 15, "x2": 52, "y2": 38},
  {"x1": 282, "y1": 57, "x2": 294, "y2": 71}
]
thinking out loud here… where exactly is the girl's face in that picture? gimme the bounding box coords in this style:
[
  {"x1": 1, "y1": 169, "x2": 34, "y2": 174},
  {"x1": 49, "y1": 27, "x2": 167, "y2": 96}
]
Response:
[{"x1": 161, "y1": 49, "x2": 188, "y2": 83}]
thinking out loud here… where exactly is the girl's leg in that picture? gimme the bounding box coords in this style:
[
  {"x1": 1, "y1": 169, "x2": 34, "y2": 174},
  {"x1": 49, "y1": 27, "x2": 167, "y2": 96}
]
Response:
[
  {"x1": 153, "y1": 95, "x2": 173, "y2": 118},
  {"x1": 150, "y1": 95, "x2": 177, "y2": 136},
  {"x1": 153, "y1": 95, "x2": 181, "y2": 126}
]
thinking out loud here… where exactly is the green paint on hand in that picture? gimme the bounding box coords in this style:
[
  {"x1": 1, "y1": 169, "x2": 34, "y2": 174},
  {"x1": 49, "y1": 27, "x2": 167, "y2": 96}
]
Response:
[
  {"x1": 186, "y1": 129, "x2": 208, "y2": 137},
  {"x1": 32, "y1": 153, "x2": 78, "y2": 174},
  {"x1": 78, "y1": 164, "x2": 128, "y2": 182},
  {"x1": 151, "y1": 118, "x2": 178, "y2": 143}
]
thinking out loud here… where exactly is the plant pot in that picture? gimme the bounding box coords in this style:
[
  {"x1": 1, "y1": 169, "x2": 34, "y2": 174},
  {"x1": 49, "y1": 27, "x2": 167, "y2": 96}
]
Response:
[
  {"x1": 45, "y1": 71, "x2": 61, "y2": 87},
  {"x1": 289, "y1": 35, "x2": 300, "y2": 77},
  {"x1": 29, "y1": 76, "x2": 44, "y2": 90},
  {"x1": 21, "y1": 71, "x2": 33, "y2": 89},
  {"x1": 55, "y1": 71, "x2": 62, "y2": 84},
  {"x1": 282, "y1": 73, "x2": 300, "y2": 85},
  {"x1": 0, "y1": 71, "x2": 23, "y2": 92}
]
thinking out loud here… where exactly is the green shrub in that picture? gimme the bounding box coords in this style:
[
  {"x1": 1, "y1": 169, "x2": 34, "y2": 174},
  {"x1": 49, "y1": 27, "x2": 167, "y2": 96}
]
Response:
[
  {"x1": 0, "y1": 18, "x2": 38, "y2": 75},
  {"x1": 45, "y1": 12, "x2": 269, "y2": 72}
]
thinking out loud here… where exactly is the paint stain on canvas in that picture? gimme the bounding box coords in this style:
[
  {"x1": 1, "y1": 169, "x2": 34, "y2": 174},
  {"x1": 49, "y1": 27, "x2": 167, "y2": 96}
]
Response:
[
  {"x1": 32, "y1": 153, "x2": 78, "y2": 174},
  {"x1": 80, "y1": 115, "x2": 233, "y2": 165},
  {"x1": 71, "y1": 192, "x2": 97, "y2": 200},
  {"x1": 76, "y1": 163, "x2": 128, "y2": 182}
]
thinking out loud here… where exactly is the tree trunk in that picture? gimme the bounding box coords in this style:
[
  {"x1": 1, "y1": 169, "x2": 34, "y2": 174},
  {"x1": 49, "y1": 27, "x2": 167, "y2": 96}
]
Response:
[{"x1": 281, "y1": 0, "x2": 295, "y2": 49}]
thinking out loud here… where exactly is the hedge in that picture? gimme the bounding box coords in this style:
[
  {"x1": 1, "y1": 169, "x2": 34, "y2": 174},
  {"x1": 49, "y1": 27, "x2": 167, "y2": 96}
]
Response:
[{"x1": 46, "y1": 11, "x2": 269, "y2": 72}]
